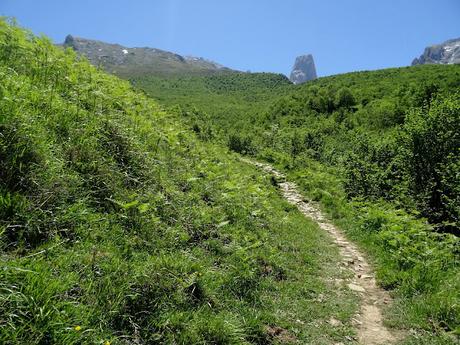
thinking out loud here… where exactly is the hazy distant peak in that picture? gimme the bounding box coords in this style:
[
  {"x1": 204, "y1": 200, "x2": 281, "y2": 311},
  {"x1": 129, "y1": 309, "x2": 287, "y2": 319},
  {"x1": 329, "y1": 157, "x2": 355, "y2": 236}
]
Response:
[{"x1": 184, "y1": 55, "x2": 225, "y2": 69}]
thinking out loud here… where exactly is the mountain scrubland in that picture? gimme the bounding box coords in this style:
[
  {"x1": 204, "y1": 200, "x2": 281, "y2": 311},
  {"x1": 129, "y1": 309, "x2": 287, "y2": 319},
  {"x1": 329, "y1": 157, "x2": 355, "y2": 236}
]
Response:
[
  {"x1": 0, "y1": 19, "x2": 365, "y2": 344},
  {"x1": 133, "y1": 59, "x2": 460, "y2": 344},
  {"x1": 1, "y1": 17, "x2": 459, "y2": 344}
]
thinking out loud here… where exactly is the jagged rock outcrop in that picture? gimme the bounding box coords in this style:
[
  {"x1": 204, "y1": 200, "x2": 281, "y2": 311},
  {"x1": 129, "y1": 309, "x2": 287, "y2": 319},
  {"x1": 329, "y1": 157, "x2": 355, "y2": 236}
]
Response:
[
  {"x1": 61, "y1": 35, "x2": 233, "y2": 77},
  {"x1": 290, "y1": 54, "x2": 317, "y2": 84},
  {"x1": 412, "y1": 38, "x2": 460, "y2": 65}
]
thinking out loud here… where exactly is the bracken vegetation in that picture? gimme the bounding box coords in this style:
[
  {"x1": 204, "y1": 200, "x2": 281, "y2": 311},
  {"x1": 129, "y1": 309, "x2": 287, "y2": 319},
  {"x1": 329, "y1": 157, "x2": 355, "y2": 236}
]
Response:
[
  {"x1": 133, "y1": 58, "x2": 460, "y2": 343},
  {"x1": 1, "y1": 17, "x2": 459, "y2": 344},
  {"x1": 0, "y1": 18, "x2": 365, "y2": 345}
]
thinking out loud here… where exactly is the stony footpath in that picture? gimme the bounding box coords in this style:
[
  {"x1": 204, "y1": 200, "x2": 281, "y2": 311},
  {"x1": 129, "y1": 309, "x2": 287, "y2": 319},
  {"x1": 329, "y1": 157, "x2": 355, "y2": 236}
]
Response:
[{"x1": 244, "y1": 158, "x2": 402, "y2": 345}]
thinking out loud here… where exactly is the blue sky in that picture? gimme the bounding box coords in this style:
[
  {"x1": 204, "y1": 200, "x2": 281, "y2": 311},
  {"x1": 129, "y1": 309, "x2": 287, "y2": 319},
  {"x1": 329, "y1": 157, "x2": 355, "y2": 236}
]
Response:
[{"x1": 1, "y1": 0, "x2": 459, "y2": 76}]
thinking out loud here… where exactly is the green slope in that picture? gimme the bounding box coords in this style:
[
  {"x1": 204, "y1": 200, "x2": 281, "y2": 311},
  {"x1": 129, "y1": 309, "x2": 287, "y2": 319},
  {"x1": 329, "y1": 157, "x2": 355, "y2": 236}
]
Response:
[
  {"x1": 132, "y1": 57, "x2": 460, "y2": 343},
  {"x1": 2, "y1": 17, "x2": 459, "y2": 345},
  {"x1": 130, "y1": 72, "x2": 293, "y2": 139},
  {"x1": 0, "y1": 19, "x2": 365, "y2": 345}
]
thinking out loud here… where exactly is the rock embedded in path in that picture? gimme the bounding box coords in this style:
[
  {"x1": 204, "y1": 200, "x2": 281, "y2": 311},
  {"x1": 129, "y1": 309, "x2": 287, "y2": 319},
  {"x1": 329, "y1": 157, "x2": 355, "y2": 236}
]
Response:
[
  {"x1": 348, "y1": 283, "x2": 366, "y2": 293},
  {"x1": 328, "y1": 317, "x2": 343, "y2": 327}
]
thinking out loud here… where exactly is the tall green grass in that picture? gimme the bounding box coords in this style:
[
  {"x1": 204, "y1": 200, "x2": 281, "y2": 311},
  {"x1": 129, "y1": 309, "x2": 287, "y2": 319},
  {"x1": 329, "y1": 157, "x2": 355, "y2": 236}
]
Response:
[
  {"x1": 127, "y1": 36, "x2": 460, "y2": 344},
  {"x1": 285, "y1": 159, "x2": 459, "y2": 344},
  {"x1": 0, "y1": 18, "x2": 359, "y2": 344}
]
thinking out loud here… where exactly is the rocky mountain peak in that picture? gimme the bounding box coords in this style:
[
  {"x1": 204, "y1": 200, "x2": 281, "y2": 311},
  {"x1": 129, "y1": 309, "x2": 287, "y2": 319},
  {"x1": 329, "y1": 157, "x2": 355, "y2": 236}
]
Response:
[
  {"x1": 64, "y1": 34, "x2": 75, "y2": 45},
  {"x1": 290, "y1": 54, "x2": 317, "y2": 85},
  {"x1": 60, "y1": 35, "x2": 233, "y2": 77},
  {"x1": 412, "y1": 38, "x2": 460, "y2": 65}
]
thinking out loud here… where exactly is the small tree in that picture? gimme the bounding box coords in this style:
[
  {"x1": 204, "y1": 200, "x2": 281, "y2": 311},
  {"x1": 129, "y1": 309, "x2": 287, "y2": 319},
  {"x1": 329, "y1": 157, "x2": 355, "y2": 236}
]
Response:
[
  {"x1": 335, "y1": 87, "x2": 356, "y2": 109},
  {"x1": 290, "y1": 133, "x2": 303, "y2": 161},
  {"x1": 400, "y1": 93, "x2": 460, "y2": 233},
  {"x1": 228, "y1": 133, "x2": 256, "y2": 155}
]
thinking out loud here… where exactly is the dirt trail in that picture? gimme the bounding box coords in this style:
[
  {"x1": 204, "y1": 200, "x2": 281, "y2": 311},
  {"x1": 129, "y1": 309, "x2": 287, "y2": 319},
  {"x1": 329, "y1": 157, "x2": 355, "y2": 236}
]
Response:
[{"x1": 245, "y1": 159, "x2": 401, "y2": 345}]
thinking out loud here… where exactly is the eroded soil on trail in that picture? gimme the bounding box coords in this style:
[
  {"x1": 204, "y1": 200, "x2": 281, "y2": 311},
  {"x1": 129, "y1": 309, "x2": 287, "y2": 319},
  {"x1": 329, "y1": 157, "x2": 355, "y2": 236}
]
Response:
[{"x1": 246, "y1": 159, "x2": 402, "y2": 345}]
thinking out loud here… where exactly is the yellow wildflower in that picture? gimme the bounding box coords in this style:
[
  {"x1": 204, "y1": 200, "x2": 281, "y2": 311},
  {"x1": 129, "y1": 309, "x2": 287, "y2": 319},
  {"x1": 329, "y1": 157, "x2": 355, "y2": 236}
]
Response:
[{"x1": 74, "y1": 325, "x2": 82, "y2": 331}]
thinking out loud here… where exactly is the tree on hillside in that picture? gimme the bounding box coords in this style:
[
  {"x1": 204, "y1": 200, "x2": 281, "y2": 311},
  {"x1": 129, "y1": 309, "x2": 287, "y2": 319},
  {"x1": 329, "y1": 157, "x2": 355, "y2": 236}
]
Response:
[
  {"x1": 335, "y1": 87, "x2": 356, "y2": 109},
  {"x1": 401, "y1": 93, "x2": 459, "y2": 233}
]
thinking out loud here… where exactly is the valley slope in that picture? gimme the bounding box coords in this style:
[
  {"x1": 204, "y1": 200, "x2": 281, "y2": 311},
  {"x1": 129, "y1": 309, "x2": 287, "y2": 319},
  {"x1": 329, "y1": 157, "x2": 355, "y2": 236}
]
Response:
[
  {"x1": 1, "y1": 18, "x2": 366, "y2": 345},
  {"x1": 1, "y1": 18, "x2": 459, "y2": 345},
  {"x1": 131, "y1": 64, "x2": 460, "y2": 344}
]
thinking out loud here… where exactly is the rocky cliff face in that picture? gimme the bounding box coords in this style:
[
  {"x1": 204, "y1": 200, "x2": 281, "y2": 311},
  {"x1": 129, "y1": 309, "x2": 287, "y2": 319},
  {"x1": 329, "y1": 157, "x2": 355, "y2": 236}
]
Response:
[
  {"x1": 61, "y1": 35, "x2": 233, "y2": 77},
  {"x1": 290, "y1": 54, "x2": 317, "y2": 84},
  {"x1": 412, "y1": 38, "x2": 460, "y2": 65}
]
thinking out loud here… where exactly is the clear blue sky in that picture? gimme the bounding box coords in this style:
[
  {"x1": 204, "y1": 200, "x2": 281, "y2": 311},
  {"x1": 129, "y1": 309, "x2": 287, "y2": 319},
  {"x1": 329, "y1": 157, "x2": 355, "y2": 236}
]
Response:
[{"x1": 1, "y1": 0, "x2": 459, "y2": 77}]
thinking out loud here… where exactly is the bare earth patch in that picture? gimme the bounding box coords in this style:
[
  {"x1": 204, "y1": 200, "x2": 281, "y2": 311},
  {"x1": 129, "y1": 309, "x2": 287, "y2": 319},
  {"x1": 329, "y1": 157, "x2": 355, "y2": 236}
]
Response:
[
  {"x1": 266, "y1": 325, "x2": 297, "y2": 343},
  {"x1": 245, "y1": 159, "x2": 403, "y2": 345}
]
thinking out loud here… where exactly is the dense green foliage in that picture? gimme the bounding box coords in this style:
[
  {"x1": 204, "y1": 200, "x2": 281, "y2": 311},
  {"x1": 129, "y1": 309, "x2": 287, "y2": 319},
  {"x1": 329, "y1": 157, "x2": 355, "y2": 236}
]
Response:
[
  {"x1": 0, "y1": 19, "x2": 367, "y2": 344},
  {"x1": 133, "y1": 61, "x2": 460, "y2": 343},
  {"x1": 260, "y1": 67, "x2": 460, "y2": 233},
  {"x1": 135, "y1": 64, "x2": 460, "y2": 233},
  {"x1": 287, "y1": 162, "x2": 459, "y2": 344},
  {"x1": 131, "y1": 72, "x2": 292, "y2": 137},
  {"x1": 2, "y1": 17, "x2": 459, "y2": 344}
]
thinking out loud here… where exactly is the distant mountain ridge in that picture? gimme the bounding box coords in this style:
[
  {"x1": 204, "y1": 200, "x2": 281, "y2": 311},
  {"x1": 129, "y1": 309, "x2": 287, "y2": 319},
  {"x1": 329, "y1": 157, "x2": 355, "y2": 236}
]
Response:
[
  {"x1": 61, "y1": 35, "x2": 235, "y2": 77},
  {"x1": 412, "y1": 37, "x2": 460, "y2": 65}
]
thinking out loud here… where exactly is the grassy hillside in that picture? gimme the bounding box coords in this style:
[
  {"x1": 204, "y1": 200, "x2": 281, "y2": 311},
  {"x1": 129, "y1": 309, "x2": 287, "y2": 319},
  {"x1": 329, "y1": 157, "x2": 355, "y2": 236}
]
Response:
[
  {"x1": 251, "y1": 65, "x2": 460, "y2": 232},
  {"x1": 131, "y1": 72, "x2": 293, "y2": 138},
  {"x1": 0, "y1": 19, "x2": 368, "y2": 345},
  {"x1": 2, "y1": 17, "x2": 459, "y2": 344},
  {"x1": 133, "y1": 62, "x2": 460, "y2": 342},
  {"x1": 133, "y1": 64, "x2": 460, "y2": 232}
]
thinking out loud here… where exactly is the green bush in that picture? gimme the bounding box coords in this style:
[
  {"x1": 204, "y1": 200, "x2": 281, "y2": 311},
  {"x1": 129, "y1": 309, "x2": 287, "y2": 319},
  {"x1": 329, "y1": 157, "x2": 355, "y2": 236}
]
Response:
[
  {"x1": 228, "y1": 133, "x2": 256, "y2": 155},
  {"x1": 400, "y1": 94, "x2": 460, "y2": 232}
]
